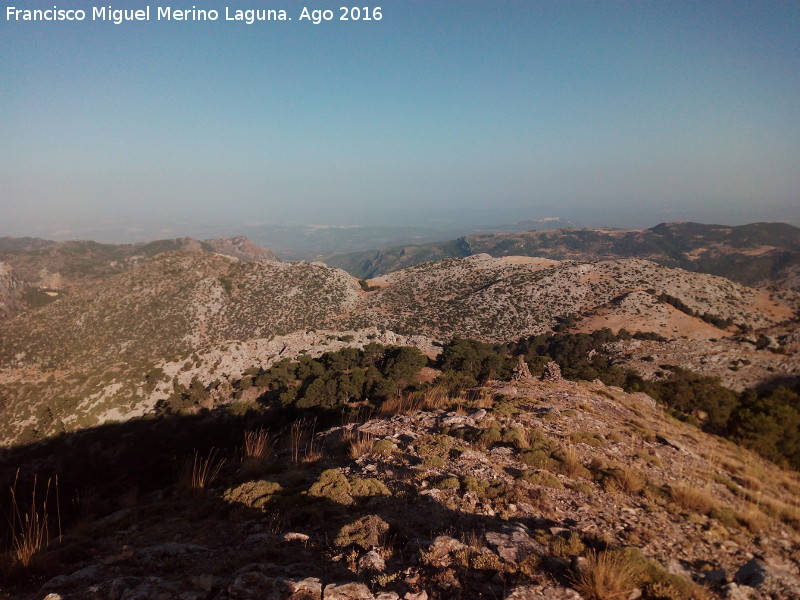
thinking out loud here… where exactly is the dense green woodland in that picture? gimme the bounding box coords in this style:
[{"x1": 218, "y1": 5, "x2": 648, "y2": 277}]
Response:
[{"x1": 159, "y1": 332, "x2": 800, "y2": 470}]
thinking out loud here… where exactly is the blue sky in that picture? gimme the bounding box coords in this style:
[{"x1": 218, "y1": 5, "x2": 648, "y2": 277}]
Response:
[{"x1": 2, "y1": 0, "x2": 799, "y2": 239}]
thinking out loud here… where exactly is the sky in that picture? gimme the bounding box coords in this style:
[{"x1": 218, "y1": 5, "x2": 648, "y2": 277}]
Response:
[{"x1": 2, "y1": 0, "x2": 799, "y2": 240}]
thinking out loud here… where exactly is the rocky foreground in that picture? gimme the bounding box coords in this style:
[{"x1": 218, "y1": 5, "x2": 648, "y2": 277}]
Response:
[{"x1": 12, "y1": 374, "x2": 800, "y2": 600}]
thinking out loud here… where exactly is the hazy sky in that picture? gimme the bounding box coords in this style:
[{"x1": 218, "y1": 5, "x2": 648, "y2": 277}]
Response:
[{"x1": 2, "y1": 0, "x2": 799, "y2": 239}]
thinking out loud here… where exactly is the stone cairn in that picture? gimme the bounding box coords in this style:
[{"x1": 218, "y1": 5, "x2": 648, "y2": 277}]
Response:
[
  {"x1": 512, "y1": 355, "x2": 533, "y2": 381},
  {"x1": 542, "y1": 361, "x2": 562, "y2": 382}
]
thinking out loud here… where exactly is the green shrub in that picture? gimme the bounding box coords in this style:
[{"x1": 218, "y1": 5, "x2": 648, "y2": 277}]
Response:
[
  {"x1": 436, "y1": 477, "x2": 461, "y2": 489},
  {"x1": 307, "y1": 469, "x2": 390, "y2": 504},
  {"x1": 350, "y1": 477, "x2": 390, "y2": 498},
  {"x1": 523, "y1": 470, "x2": 563, "y2": 489},
  {"x1": 710, "y1": 505, "x2": 739, "y2": 528},
  {"x1": 570, "y1": 432, "x2": 606, "y2": 447},
  {"x1": 520, "y1": 449, "x2": 558, "y2": 470},
  {"x1": 334, "y1": 514, "x2": 389, "y2": 549},
  {"x1": 223, "y1": 480, "x2": 282, "y2": 510},
  {"x1": 308, "y1": 469, "x2": 353, "y2": 505},
  {"x1": 373, "y1": 439, "x2": 396, "y2": 455}
]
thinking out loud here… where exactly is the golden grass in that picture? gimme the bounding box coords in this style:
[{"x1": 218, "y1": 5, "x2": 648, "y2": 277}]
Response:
[
  {"x1": 240, "y1": 428, "x2": 275, "y2": 476},
  {"x1": 737, "y1": 474, "x2": 764, "y2": 493},
  {"x1": 420, "y1": 385, "x2": 450, "y2": 410},
  {"x1": 558, "y1": 446, "x2": 585, "y2": 477},
  {"x1": 242, "y1": 428, "x2": 273, "y2": 460},
  {"x1": 346, "y1": 429, "x2": 376, "y2": 459},
  {"x1": 736, "y1": 505, "x2": 770, "y2": 534},
  {"x1": 182, "y1": 448, "x2": 226, "y2": 490},
  {"x1": 612, "y1": 467, "x2": 647, "y2": 495},
  {"x1": 761, "y1": 497, "x2": 800, "y2": 530},
  {"x1": 377, "y1": 386, "x2": 455, "y2": 417},
  {"x1": 572, "y1": 550, "x2": 642, "y2": 600},
  {"x1": 289, "y1": 417, "x2": 319, "y2": 464},
  {"x1": 468, "y1": 388, "x2": 495, "y2": 409},
  {"x1": 378, "y1": 393, "x2": 423, "y2": 417},
  {"x1": 512, "y1": 427, "x2": 531, "y2": 450},
  {"x1": 670, "y1": 485, "x2": 716, "y2": 514},
  {"x1": 8, "y1": 472, "x2": 61, "y2": 567}
]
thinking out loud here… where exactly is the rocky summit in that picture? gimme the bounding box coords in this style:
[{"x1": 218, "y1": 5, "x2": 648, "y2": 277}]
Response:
[{"x1": 3, "y1": 376, "x2": 800, "y2": 599}]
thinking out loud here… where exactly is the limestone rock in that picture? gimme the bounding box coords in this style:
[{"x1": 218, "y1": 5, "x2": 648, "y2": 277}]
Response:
[
  {"x1": 323, "y1": 582, "x2": 374, "y2": 599},
  {"x1": 86, "y1": 576, "x2": 181, "y2": 600},
  {"x1": 724, "y1": 582, "x2": 758, "y2": 600},
  {"x1": 423, "y1": 535, "x2": 466, "y2": 567},
  {"x1": 734, "y1": 558, "x2": 800, "y2": 599},
  {"x1": 484, "y1": 524, "x2": 547, "y2": 564},
  {"x1": 228, "y1": 573, "x2": 323, "y2": 600},
  {"x1": 358, "y1": 549, "x2": 386, "y2": 572},
  {"x1": 505, "y1": 584, "x2": 583, "y2": 599}
]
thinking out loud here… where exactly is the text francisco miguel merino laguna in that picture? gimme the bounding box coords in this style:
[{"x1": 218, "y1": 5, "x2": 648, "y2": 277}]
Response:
[{"x1": 3, "y1": 5, "x2": 377, "y2": 25}]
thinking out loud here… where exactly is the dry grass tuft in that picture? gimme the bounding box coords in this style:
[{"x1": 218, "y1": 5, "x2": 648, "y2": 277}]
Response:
[
  {"x1": 346, "y1": 430, "x2": 376, "y2": 459},
  {"x1": 762, "y1": 498, "x2": 800, "y2": 529},
  {"x1": 512, "y1": 427, "x2": 531, "y2": 450},
  {"x1": 557, "y1": 446, "x2": 587, "y2": 477},
  {"x1": 8, "y1": 472, "x2": 61, "y2": 567},
  {"x1": 378, "y1": 386, "x2": 458, "y2": 417},
  {"x1": 243, "y1": 428, "x2": 273, "y2": 460},
  {"x1": 469, "y1": 389, "x2": 495, "y2": 409},
  {"x1": 736, "y1": 505, "x2": 770, "y2": 533},
  {"x1": 420, "y1": 385, "x2": 450, "y2": 410},
  {"x1": 182, "y1": 448, "x2": 226, "y2": 490},
  {"x1": 670, "y1": 485, "x2": 716, "y2": 514},
  {"x1": 240, "y1": 428, "x2": 275, "y2": 475},
  {"x1": 572, "y1": 550, "x2": 642, "y2": 600},
  {"x1": 378, "y1": 393, "x2": 423, "y2": 417},
  {"x1": 612, "y1": 467, "x2": 647, "y2": 495},
  {"x1": 289, "y1": 417, "x2": 320, "y2": 464}
]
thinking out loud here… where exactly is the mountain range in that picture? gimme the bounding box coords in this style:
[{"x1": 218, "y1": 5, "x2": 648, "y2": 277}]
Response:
[
  {"x1": 1, "y1": 227, "x2": 798, "y2": 447},
  {"x1": 325, "y1": 222, "x2": 800, "y2": 289}
]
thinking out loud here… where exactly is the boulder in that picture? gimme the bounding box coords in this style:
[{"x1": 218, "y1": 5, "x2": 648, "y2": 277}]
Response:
[
  {"x1": 734, "y1": 558, "x2": 800, "y2": 599},
  {"x1": 323, "y1": 582, "x2": 374, "y2": 599},
  {"x1": 227, "y1": 573, "x2": 323, "y2": 600}
]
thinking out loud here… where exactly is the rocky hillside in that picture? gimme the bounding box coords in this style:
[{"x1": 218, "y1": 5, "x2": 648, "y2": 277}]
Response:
[
  {"x1": 345, "y1": 255, "x2": 799, "y2": 342},
  {"x1": 326, "y1": 222, "x2": 800, "y2": 289},
  {"x1": 0, "y1": 236, "x2": 277, "y2": 320},
  {"x1": 602, "y1": 322, "x2": 800, "y2": 392},
  {"x1": 8, "y1": 252, "x2": 796, "y2": 372},
  {"x1": 0, "y1": 251, "x2": 357, "y2": 370},
  {"x1": 2, "y1": 375, "x2": 799, "y2": 599},
  {"x1": 0, "y1": 251, "x2": 797, "y2": 447},
  {"x1": 0, "y1": 327, "x2": 437, "y2": 447}
]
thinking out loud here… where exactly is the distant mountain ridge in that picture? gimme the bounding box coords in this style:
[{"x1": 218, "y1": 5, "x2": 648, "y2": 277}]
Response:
[
  {"x1": 0, "y1": 235, "x2": 276, "y2": 319},
  {"x1": 325, "y1": 222, "x2": 800, "y2": 288}
]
